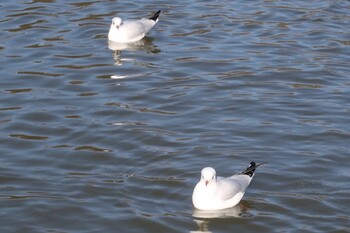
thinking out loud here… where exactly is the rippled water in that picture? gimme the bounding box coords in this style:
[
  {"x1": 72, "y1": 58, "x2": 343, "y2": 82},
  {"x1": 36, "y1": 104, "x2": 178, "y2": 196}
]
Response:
[{"x1": 1, "y1": 0, "x2": 350, "y2": 232}]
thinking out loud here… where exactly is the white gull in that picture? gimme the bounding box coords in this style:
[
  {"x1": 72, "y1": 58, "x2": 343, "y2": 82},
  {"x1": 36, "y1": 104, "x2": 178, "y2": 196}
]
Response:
[
  {"x1": 192, "y1": 162, "x2": 265, "y2": 210},
  {"x1": 108, "y1": 10, "x2": 161, "y2": 43}
]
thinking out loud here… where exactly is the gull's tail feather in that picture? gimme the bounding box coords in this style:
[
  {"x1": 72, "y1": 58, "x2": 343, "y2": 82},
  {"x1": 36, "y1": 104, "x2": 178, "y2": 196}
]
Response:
[
  {"x1": 241, "y1": 161, "x2": 267, "y2": 177},
  {"x1": 148, "y1": 10, "x2": 161, "y2": 22}
]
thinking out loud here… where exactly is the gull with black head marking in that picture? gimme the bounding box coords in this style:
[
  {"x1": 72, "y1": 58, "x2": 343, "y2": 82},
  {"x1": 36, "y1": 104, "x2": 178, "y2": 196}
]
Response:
[
  {"x1": 108, "y1": 10, "x2": 161, "y2": 43},
  {"x1": 192, "y1": 162, "x2": 266, "y2": 210}
]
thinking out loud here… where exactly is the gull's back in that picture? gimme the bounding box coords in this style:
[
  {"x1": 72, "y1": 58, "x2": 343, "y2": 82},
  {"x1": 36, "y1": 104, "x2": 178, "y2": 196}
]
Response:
[
  {"x1": 216, "y1": 174, "x2": 252, "y2": 200},
  {"x1": 119, "y1": 20, "x2": 147, "y2": 42}
]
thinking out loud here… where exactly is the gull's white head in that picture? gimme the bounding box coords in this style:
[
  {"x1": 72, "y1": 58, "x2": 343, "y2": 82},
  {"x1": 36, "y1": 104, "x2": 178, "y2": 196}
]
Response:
[
  {"x1": 200, "y1": 167, "x2": 216, "y2": 186},
  {"x1": 111, "y1": 17, "x2": 123, "y2": 29}
]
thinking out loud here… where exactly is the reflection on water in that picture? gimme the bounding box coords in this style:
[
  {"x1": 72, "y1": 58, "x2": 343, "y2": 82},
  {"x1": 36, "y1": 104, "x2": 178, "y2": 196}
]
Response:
[
  {"x1": 193, "y1": 204, "x2": 243, "y2": 219},
  {"x1": 191, "y1": 219, "x2": 212, "y2": 233},
  {"x1": 191, "y1": 202, "x2": 253, "y2": 232},
  {"x1": 108, "y1": 37, "x2": 161, "y2": 66},
  {"x1": 111, "y1": 50, "x2": 124, "y2": 66},
  {"x1": 108, "y1": 37, "x2": 159, "y2": 52}
]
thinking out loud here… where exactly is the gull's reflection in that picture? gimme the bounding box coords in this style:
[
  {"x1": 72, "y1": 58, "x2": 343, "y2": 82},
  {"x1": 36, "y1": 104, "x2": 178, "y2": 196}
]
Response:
[
  {"x1": 191, "y1": 202, "x2": 252, "y2": 233},
  {"x1": 191, "y1": 219, "x2": 212, "y2": 233},
  {"x1": 108, "y1": 37, "x2": 160, "y2": 66},
  {"x1": 192, "y1": 203, "x2": 244, "y2": 219}
]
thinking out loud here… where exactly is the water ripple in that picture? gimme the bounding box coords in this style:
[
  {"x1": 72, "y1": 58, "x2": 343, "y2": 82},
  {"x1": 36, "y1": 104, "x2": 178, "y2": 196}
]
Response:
[{"x1": 1, "y1": 0, "x2": 350, "y2": 232}]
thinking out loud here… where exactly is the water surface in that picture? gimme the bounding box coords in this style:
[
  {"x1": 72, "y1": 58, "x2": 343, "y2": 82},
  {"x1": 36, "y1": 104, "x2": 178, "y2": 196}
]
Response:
[{"x1": 1, "y1": 0, "x2": 350, "y2": 232}]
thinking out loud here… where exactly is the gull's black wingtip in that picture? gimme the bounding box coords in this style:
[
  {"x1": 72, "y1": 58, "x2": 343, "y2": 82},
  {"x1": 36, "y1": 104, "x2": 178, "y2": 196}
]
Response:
[
  {"x1": 242, "y1": 161, "x2": 267, "y2": 177},
  {"x1": 149, "y1": 10, "x2": 161, "y2": 22}
]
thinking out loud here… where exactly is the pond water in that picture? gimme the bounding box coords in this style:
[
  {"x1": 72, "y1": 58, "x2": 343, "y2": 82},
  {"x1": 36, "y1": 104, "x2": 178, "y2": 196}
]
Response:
[{"x1": 1, "y1": 0, "x2": 350, "y2": 232}]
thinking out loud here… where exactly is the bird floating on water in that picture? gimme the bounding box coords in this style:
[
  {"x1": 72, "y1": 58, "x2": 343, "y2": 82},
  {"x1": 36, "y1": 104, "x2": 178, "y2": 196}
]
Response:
[
  {"x1": 192, "y1": 162, "x2": 265, "y2": 210},
  {"x1": 108, "y1": 10, "x2": 161, "y2": 43}
]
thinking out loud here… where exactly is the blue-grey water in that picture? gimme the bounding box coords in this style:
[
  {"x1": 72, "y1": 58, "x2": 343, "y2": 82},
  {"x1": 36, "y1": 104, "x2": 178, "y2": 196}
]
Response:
[{"x1": 1, "y1": 0, "x2": 350, "y2": 232}]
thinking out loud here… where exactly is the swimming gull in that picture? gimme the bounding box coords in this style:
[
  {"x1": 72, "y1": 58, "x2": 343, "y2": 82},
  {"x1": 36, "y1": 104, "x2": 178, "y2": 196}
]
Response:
[
  {"x1": 108, "y1": 10, "x2": 161, "y2": 43},
  {"x1": 192, "y1": 162, "x2": 265, "y2": 210}
]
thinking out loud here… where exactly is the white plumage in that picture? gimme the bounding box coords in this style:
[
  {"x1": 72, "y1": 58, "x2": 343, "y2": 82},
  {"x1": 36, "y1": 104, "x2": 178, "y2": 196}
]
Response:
[
  {"x1": 192, "y1": 162, "x2": 264, "y2": 210},
  {"x1": 108, "y1": 10, "x2": 161, "y2": 43}
]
